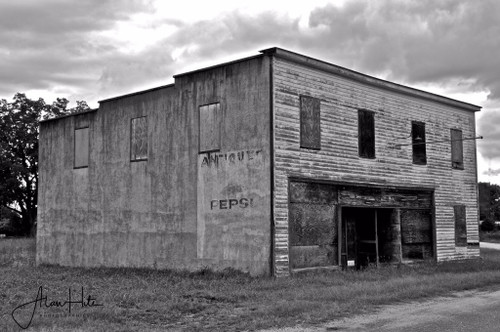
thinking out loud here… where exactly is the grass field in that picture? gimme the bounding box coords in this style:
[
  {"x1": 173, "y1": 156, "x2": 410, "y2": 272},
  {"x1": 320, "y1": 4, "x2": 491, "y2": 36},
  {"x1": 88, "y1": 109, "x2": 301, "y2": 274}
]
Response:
[{"x1": 2, "y1": 238, "x2": 500, "y2": 331}]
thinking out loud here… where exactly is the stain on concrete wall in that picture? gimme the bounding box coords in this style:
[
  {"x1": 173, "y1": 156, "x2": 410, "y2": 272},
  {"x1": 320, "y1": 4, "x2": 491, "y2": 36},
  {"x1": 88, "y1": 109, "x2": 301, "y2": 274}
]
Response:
[{"x1": 37, "y1": 56, "x2": 272, "y2": 275}]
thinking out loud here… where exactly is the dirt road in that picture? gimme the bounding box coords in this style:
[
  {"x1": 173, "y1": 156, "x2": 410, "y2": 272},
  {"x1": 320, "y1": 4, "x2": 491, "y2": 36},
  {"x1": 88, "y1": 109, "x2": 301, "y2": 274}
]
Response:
[
  {"x1": 260, "y1": 244, "x2": 500, "y2": 331},
  {"x1": 260, "y1": 287, "x2": 500, "y2": 331}
]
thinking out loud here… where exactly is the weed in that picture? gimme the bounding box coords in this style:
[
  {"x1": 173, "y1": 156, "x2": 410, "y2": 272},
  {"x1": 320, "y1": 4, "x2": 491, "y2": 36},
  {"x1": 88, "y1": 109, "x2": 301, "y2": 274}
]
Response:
[{"x1": 2, "y1": 238, "x2": 500, "y2": 331}]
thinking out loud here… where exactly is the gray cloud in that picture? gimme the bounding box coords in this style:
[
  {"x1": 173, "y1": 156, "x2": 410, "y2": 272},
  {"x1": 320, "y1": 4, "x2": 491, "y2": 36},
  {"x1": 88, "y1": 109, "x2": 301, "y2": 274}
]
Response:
[
  {"x1": 484, "y1": 168, "x2": 500, "y2": 177},
  {"x1": 2, "y1": 0, "x2": 500, "y2": 114},
  {"x1": 0, "y1": 0, "x2": 152, "y2": 103},
  {"x1": 0, "y1": 1, "x2": 152, "y2": 34},
  {"x1": 101, "y1": 0, "x2": 500, "y2": 103},
  {"x1": 477, "y1": 108, "x2": 500, "y2": 161},
  {"x1": 307, "y1": 0, "x2": 500, "y2": 99},
  {"x1": 95, "y1": 11, "x2": 303, "y2": 99}
]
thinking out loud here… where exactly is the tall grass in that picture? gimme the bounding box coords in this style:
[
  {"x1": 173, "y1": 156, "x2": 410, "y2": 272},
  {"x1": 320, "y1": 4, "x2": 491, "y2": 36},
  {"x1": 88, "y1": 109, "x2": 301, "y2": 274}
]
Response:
[
  {"x1": 1, "y1": 239, "x2": 500, "y2": 331},
  {"x1": 0, "y1": 237, "x2": 35, "y2": 267}
]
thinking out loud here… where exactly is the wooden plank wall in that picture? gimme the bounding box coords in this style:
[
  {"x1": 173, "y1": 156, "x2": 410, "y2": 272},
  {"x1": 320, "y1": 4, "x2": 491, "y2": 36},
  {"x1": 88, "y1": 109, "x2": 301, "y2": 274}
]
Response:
[{"x1": 272, "y1": 57, "x2": 480, "y2": 275}]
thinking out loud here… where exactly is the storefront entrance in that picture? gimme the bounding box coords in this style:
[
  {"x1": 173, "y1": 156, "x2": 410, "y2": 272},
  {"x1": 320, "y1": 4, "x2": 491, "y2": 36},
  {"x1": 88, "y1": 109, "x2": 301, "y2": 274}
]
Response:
[
  {"x1": 341, "y1": 207, "x2": 400, "y2": 268},
  {"x1": 288, "y1": 180, "x2": 434, "y2": 272}
]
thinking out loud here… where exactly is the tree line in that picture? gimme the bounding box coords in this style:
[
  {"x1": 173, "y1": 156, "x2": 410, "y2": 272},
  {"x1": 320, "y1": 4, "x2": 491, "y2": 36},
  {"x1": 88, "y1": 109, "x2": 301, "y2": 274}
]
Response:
[{"x1": 0, "y1": 93, "x2": 90, "y2": 236}]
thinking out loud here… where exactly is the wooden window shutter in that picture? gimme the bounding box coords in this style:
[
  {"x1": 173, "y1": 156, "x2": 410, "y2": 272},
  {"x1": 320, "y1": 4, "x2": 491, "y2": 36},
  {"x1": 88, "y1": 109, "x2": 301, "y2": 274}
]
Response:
[
  {"x1": 412, "y1": 121, "x2": 427, "y2": 165},
  {"x1": 454, "y1": 205, "x2": 467, "y2": 246},
  {"x1": 131, "y1": 116, "x2": 148, "y2": 161},
  {"x1": 451, "y1": 129, "x2": 463, "y2": 169},
  {"x1": 199, "y1": 103, "x2": 221, "y2": 153},
  {"x1": 300, "y1": 95, "x2": 321, "y2": 149},
  {"x1": 358, "y1": 110, "x2": 375, "y2": 158}
]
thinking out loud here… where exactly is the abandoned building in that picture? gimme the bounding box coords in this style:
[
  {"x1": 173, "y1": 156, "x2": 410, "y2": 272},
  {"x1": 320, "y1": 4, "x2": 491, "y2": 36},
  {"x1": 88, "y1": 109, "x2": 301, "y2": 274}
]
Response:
[{"x1": 37, "y1": 48, "x2": 482, "y2": 276}]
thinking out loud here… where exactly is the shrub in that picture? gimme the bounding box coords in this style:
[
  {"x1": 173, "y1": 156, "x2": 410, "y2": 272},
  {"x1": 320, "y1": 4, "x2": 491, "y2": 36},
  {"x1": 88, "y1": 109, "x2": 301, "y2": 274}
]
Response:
[{"x1": 481, "y1": 218, "x2": 496, "y2": 232}]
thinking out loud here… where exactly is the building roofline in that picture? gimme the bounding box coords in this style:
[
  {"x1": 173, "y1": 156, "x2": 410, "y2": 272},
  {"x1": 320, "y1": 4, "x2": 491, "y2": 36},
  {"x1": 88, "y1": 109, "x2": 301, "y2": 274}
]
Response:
[
  {"x1": 98, "y1": 83, "x2": 175, "y2": 104},
  {"x1": 260, "y1": 47, "x2": 481, "y2": 112},
  {"x1": 40, "y1": 108, "x2": 98, "y2": 123},
  {"x1": 62, "y1": 47, "x2": 480, "y2": 117},
  {"x1": 173, "y1": 54, "x2": 264, "y2": 78}
]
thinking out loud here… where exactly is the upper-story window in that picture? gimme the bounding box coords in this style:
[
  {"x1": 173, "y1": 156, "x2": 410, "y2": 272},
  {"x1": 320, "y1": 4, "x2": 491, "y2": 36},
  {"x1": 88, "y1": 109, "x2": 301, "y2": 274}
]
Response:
[
  {"x1": 358, "y1": 109, "x2": 375, "y2": 159},
  {"x1": 300, "y1": 95, "x2": 321, "y2": 150},
  {"x1": 412, "y1": 121, "x2": 427, "y2": 165},
  {"x1": 131, "y1": 116, "x2": 148, "y2": 161},
  {"x1": 450, "y1": 129, "x2": 463, "y2": 169},
  {"x1": 199, "y1": 103, "x2": 221, "y2": 153},
  {"x1": 74, "y1": 127, "x2": 89, "y2": 168}
]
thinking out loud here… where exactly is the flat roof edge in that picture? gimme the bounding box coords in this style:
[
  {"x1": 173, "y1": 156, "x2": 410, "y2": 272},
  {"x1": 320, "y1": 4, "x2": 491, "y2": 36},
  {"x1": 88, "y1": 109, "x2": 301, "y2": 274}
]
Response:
[
  {"x1": 260, "y1": 47, "x2": 481, "y2": 112},
  {"x1": 40, "y1": 108, "x2": 98, "y2": 123},
  {"x1": 173, "y1": 54, "x2": 264, "y2": 78},
  {"x1": 98, "y1": 83, "x2": 175, "y2": 104}
]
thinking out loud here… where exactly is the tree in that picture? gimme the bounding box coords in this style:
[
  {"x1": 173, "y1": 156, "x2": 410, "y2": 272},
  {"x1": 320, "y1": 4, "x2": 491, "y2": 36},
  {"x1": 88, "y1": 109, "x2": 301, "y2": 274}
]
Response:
[
  {"x1": 0, "y1": 93, "x2": 90, "y2": 236},
  {"x1": 479, "y1": 182, "x2": 500, "y2": 222}
]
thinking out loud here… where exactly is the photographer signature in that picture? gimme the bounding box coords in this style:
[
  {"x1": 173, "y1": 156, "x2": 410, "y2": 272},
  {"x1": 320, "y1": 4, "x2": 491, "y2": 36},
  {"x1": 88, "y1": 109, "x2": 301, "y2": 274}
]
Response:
[{"x1": 11, "y1": 286, "x2": 103, "y2": 329}]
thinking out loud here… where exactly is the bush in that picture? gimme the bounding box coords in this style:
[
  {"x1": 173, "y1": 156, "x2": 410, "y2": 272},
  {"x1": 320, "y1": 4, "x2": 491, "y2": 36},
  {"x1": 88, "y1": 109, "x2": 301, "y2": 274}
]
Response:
[
  {"x1": 481, "y1": 218, "x2": 496, "y2": 232},
  {"x1": 0, "y1": 207, "x2": 24, "y2": 236}
]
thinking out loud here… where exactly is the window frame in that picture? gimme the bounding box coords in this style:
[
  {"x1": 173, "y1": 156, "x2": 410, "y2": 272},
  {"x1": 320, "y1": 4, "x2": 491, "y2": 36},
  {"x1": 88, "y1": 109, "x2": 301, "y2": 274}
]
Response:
[
  {"x1": 450, "y1": 129, "x2": 464, "y2": 170},
  {"x1": 412, "y1": 121, "x2": 427, "y2": 165},
  {"x1": 358, "y1": 109, "x2": 376, "y2": 159},
  {"x1": 199, "y1": 102, "x2": 221, "y2": 153},
  {"x1": 74, "y1": 126, "x2": 89, "y2": 169},
  {"x1": 299, "y1": 95, "x2": 321, "y2": 150},
  {"x1": 454, "y1": 205, "x2": 467, "y2": 247},
  {"x1": 130, "y1": 116, "x2": 148, "y2": 162}
]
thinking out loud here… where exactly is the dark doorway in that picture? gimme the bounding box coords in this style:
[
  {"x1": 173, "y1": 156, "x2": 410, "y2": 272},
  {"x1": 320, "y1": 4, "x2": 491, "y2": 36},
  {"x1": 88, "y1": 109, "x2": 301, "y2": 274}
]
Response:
[{"x1": 341, "y1": 207, "x2": 401, "y2": 269}]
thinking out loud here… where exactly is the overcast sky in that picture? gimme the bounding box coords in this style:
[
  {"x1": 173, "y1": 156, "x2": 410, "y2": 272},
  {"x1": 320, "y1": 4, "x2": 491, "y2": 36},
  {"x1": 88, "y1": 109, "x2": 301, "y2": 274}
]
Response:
[{"x1": 1, "y1": 0, "x2": 499, "y2": 183}]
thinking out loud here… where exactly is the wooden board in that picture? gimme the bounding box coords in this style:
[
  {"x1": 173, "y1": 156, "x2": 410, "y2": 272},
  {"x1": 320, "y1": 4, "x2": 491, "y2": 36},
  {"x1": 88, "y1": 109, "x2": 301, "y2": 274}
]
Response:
[
  {"x1": 74, "y1": 127, "x2": 89, "y2": 168},
  {"x1": 289, "y1": 203, "x2": 336, "y2": 246},
  {"x1": 401, "y1": 209, "x2": 432, "y2": 244},
  {"x1": 451, "y1": 129, "x2": 463, "y2": 169},
  {"x1": 199, "y1": 103, "x2": 220, "y2": 152},
  {"x1": 289, "y1": 181, "x2": 337, "y2": 204},
  {"x1": 288, "y1": 180, "x2": 338, "y2": 268},
  {"x1": 289, "y1": 245, "x2": 338, "y2": 269},
  {"x1": 454, "y1": 205, "x2": 467, "y2": 246},
  {"x1": 339, "y1": 187, "x2": 432, "y2": 209},
  {"x1": 130, "y1": 116, "x2": 148, "y2": 160}
]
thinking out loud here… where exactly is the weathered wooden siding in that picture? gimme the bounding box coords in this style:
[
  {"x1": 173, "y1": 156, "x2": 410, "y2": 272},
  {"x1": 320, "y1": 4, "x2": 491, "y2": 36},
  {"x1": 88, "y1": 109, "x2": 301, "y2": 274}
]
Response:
[{"x1": 272, "y1": 56, "x2": 480, "y2": 275}]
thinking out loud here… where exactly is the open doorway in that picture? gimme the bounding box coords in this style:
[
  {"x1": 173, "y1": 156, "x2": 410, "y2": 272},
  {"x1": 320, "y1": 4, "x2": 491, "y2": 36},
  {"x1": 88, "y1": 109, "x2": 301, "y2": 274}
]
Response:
[{"x1": 341, "y1": 207, "x2": 401, "y2": 269}]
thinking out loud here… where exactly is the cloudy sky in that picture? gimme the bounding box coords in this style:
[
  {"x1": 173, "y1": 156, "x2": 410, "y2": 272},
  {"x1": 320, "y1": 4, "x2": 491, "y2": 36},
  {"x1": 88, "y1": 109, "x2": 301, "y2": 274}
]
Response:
[{"x1": 1, "y1": 0, "x2": 499, "y2": 183}]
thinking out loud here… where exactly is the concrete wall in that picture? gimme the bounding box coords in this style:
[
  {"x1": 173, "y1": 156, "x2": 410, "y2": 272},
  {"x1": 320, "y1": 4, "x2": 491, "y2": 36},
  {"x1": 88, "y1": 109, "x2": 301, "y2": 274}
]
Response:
[
  {"x1": 37, "y1": 56, "x2": 272, "y2": 275},
  {"x1": 271, "y1": 54, "x2": 480, "y2": 275}
]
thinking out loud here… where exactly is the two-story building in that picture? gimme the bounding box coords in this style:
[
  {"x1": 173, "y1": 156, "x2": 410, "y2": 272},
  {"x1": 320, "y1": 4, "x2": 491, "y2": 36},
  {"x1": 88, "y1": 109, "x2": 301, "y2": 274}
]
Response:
[{"x1": 37, "y1": 48, "x2": 481, "y2": 276}]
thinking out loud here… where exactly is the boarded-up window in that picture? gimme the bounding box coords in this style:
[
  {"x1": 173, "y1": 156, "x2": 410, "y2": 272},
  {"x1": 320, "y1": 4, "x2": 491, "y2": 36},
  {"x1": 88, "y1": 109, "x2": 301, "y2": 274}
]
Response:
[
  {"x1": 199, "y1": 103, "x2": 220, "y2": 153},
  {"x1": 131, "y1": 116, "x2": 148, "y2": 161},
  {"x1": 451, "y1": 129, "x2": 463, "y2": 169},
  {"x1": 412, "y1": 121, "x2": 426, "y2": 165},
  {"x1": 454, "y1": 205, "x2": 467, "y2": 247},
  {"x1": 358, "y1": 109, "x2": 375, "y2": 158},
  {"x1": 74, "y1": 127, "x2": 89, "y2": 168},
  {"x1": 401, "y1": 210, "x2": 433, "y2": 260},
  {"x1": 300, "y1": 95, "x2": 321, "y2": 149},
  {"x1": 289, "y1": 181, "x2": 338, "y2": 269}
]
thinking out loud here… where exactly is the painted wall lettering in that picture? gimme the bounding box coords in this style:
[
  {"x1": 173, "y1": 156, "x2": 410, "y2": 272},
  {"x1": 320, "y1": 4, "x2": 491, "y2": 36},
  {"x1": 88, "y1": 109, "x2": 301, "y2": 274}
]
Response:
[
  {"x1": 210, "y1": 198, "x2": 254, "y2": 210},
  {"x1": 201, "y1": 149, "x2": 263, "y2": 168}
]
